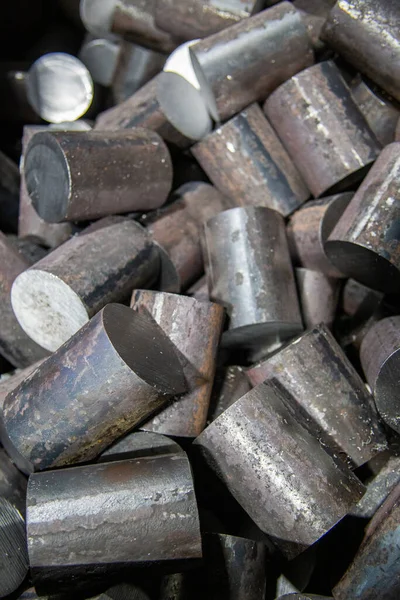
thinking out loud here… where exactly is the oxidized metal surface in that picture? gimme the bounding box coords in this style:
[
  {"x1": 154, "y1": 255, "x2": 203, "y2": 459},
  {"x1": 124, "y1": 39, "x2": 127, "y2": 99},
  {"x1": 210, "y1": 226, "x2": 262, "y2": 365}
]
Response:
[
  {"x1": 325, "y1": 143, "x2": 400, "y2": 293},
  {"x1": 287, "y1": 194, "x2": 353, "y2": 278},
  {"x1": 342, "y1": 279, "x2": 376, "y2": 316},
  {"x1": 295, "y1": 268, "x2": 339, "y2": 329},
  {"x1": 194, "y1": 379, "x2": 365, "y2": 554},
  {"x1": 203, "y1": 206, "x2": 303, "y2": 361},
  {"x1": 100, "y1": 431, "x2": 183, "y2": 462},
  {"x1": 333, "y1": 482, "x2": 400, "y2": 599},
  {"x1": 0, "y1": 304, "x2": 187, "y2": 473},
  {"x1": 27, "y1": 454, "x2": 201, "y2": 588},
  {"x1": 292, "y1": 0, "x2": 336, "y2": 52},
  {"x1": 159, "y1": 533, "x2": 267, "y2": 599},
  {"x1": 321, "y1": 0, "x2": 400, "y2": 104},
  {"x1": 351, "y1": 454, "x2": 400, "y2": 519},
  {"x1": 111, "y1": 0, "x2": 179, "y2": 53},
  {"x1": 11, "y1": 219, "x2": 160, "y2": 351},
  {"x1": 190, "y1": 2, "x2": 314, "y2": 121},
  {"x1": 25, "y1": 129, "x2": 172, "y2": 222},
  {"x1": 95, "y1": 75, "x2": 195, "y2": 149},
  {"x1": 360, "y1": 316, "x2": 400, "y2": 434},
  {"x1": 0, "y1": 497, "x2": 29, "y2": 597},
  {"x1": 0, "y1": 362, "x2": 45, "y2": 410},
  {"x1": 350, "y1": 76, "x2": 400, "y2": 146},
  {"x1": 192, "y1": 103, "x2": 310, "y2": 217},
  {"x1": 0, "y1": 447, "x2": 27, "y2": 515},
  {"x1": 247, "y1": 324, "x2": 387, "y2": 468},
  {"x1": 154, "y1": 0, "x2": 260, "y2": 41},
  {"x1": 131, "y1": 290, "x2": 224, "y2": 437},
  {"x1": 207, "y1": 365, "x2": 251, "y2": 422},
  {"x1": 0, "y1": 232, "x2": 48, "y2": 367},
  {"x1": 264, "y1": 61, "x2": 381, "y2": 198},
  {"x1": 7, "y1": 235, "x2": 47, "y2": 264},
  {"x1": 148, "y1": 182, "x2": 229, "y2": 291}
]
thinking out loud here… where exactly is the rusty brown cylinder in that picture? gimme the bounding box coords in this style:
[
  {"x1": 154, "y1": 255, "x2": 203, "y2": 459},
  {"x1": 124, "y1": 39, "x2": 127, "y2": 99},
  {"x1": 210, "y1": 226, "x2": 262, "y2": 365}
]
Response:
[
  {"x1": 246, "y1": 324, "x2": 387, "y2": 469},
  {"x1": 130, "y1": 290, "x2": 224, "y2": 437},
  {"x1": 18, "y1": 125, "x2": 72, "y2": 248},
  {"x1": 321, "y1": 0, "x2": 400, "y2": 104},
  {"x1": 360, "y1": 316, "x2": 400, "y2": 435},
  {"x1": 0, "y1": 232, "x2": 48, "y2": 368},
  {"x1": 190, "y1": 1, "x2": 314, "y2": 122},
  {"x1": 154, "y1": 0, "x2": 261, "y2": 41},
  {"x1": 0, "y1": 360, "x2": 45, "y2": 410},
  {"x1": 295, "y1": 268, "x2": 339, "y2": 329},
  {"x1": 25, "y1": 129, "x2": 172, "y2": 223},
  {"x1": 264, "y1": 61, "x2": 381, "y2": 198},
  {"x1": 287, "y1": 194, "x2": 353, "y2": 278},
  {"x1": 194, "y1": 379, "x2": 365, "y2": 557},
  {"x1": 325, "y1": 143, "x2": 400, "y2": 293},
  {"x1": 11, "y1": 219, "x2": 160, "y2": 352},
  {"x1": 148, "y1": 182, "x2": 230, "y2": 291},
  {"x1": 0, "y1": 304, "x2": 187, "y2": 474},
  {"x1": 192, "y1": 103, "x2": 310, "y2": 217}
]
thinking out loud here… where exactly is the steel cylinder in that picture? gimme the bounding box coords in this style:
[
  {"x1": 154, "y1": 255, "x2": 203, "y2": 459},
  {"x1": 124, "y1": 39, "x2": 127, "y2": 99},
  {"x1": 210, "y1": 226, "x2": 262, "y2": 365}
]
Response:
[
  {"x1": 351, "y1": 454, "x2": 400, "y2": 520},
  {"x1": 27, "y1": 454, "x2": 201, "y2": 591},
  {"x1": 360, "y1": 316, "x2": 400, "y2": 434},
  {"x1": 194, "y1": 379, "x2": 365, "y2": 556},
  {"x1": 154, "y1": 0, "x2": 261, "y2": 41},
  {"x1": 264, "y1": 61, "x2": 381, "y2": 198},
  {"x1": 148, "y1": 182, "x2": 229, "y2": 291},
  {"x1": 130, "y1": 290, "x2": 224, "y2": 437},
  {"x1": 0, "y1": 362, "x2": 45, "y2": 411},
  {"x1": 190, "y1": 2, "x2": 314, "y2": 121},
  {"x1": 11, "y1": 219, "x2": 159, "y2": 352},
  {"x1": 287, "y1": 194, "x2": 353, "y2": 277},
  {"x1": 295, "y1": 268, "x2": 339, "y2": 329},
  {"x1": 0, "y1": 232, "x2": 48, "y2": 367},
  {"x1": 325, "y1": 143, "x2": 400, "y2": 293},
  {"x1": 202, "y1": 206, "x2": 303, "y2": 362},
  {"x1": 0, "y1": 304, "x2": 186, "y2": 473},
  {"x1": 0, "y1": 497, "x2": 29, "y2": 598},
  {"x1": 333, "y1": 483, "x2": 400, "y2": 600},
  {"x1": 25, "y1": 129, "x2": 172, "y2": 222},
  {"x1": 321, "y1": 0, "x2": 400, "y2": 104},
  {"x1": 192, "y1": 103, "x2": 309, "y2": 217},
  {"x1": 0, "y1": 447, "x2": 27, "y2": 516},
  {"x1": 247, "y1": 324, "x2": 387, "y2": 469}
]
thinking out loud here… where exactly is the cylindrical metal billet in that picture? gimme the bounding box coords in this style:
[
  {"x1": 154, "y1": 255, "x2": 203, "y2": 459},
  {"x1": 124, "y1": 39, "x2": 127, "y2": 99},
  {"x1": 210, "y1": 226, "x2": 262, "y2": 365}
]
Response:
[
  {"x1": 325, "y1": 143, "x2": 400, "y2": 293},
  {"x1": 25, "y1": 129, "x2": 172, "y2": 222},
  {"x1": 190, "y1": 2, "x2": 314, "y2": 121},
  {"x1": 194, "y1": 380, "x2": 365, "y2": 555},
  {"x1": 27, "y1": 454, "x2": 201, "y2": 590},
  {"x1": 287, "y1": 194, "x2": 353, "y2": 277},
  {"x1": 360, "y1": 316, "x2": 400, "y2": 434},
  {"x1": 26, "y1": 53, "x2": 94, "y2": 123},
  {"x1": 295, "y1": 268, "x2": 339, "y2": 329},
  {"x1": 247, "y1": 325, "x2": 387, "y2": 468},
  {"x1": 0, "y1": 233, "x2": 48, "y2": 367},
  {"x1": 155, "y1": 0, "x2": 261, "y2": 41},
  {"x1": 351, "y1": 454, "x2": 400, "y2": 520},
  {"x1": 11, "y1": 219, "x2": 160, "y2": 352},
  {"x1": 292, "y1": 0, "x2": 336, "y2": 53},
  {"x1": 203, "y1": 206, "x2": 303, "y2": 361},
  {"x1": 148, "y1": 182, "x2": 229, "y2": 291},
  {"x1": 95, "y1": 74, "x2": 208, "y2": 149},
  {"x1": 100, "y1": 431, "x2": 183, "y2": 462},
  {"x1": 0, "y1": 362, "x2": 45, "y2": 411},
  {"x1": 0, "y1": 497, "x2": 29, "y2": 597},
  {"x1": 192, "y1": 103, "x2": 309, "y2": 217},
  {"x1": 79, "y1": 36, "x2": 121, "y2": 87},
  {"x1": 321, "y1": 0, "x2": 400, "y2": 104},
  {"x1": 0, "y1": 149, "x2": 20, "y2": 234},
  {"x1": 0, "y1": 447, "x2": 27, "y2": 515},
  {"x1": 7, "y1": 235, "x2": 47, "y2": 265},
  {"x1": 333, "y1": 482, "x2": 400, "y2": 600},
  {"x1": 207, "y1": 365, "x2": 251, "y2": 422},
  {"x1": 264, "y1": 61, "x2": 381, "y2": 198},
  {"x1": 350, "y1": 76, "x2": 400, "y2": 147},
  {"x1": 131, "y1": 290, "x2": 224, "y2": 437},
  {"x1": 159, "y1": 533, "x2": 267, "y2": 599},
  {"x1": 0, "y1": 304, "x2": 186, "y2": 473}
]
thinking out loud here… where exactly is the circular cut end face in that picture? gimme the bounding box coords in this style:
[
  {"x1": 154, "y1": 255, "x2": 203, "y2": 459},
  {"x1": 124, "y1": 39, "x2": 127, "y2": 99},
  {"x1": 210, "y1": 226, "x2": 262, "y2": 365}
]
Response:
[
  {"x1": 163, "y1": 40, "x2": 201, "y2": 91},
  {"x1": 27, "y1": 53, "x2": 94, "y2": 123},
  {"x1": 79, "y1": 0, "x2": 117, "y2": 36},
  {"x1": 324, "y1": 240, "x2": 400, "y2": 294},
  {"x1": 0, "y1": 498, "x2": 28, "y2": 597},
  {"x1": 189, "y1": 47, "x2": 220, "y2": 122},
  {"x1": 25, "y1": 133, "x2": 70, "y2": 223},
  {"x1": 102, "y1": 304, "x2": 187, "y2": 395},
  {"x1": 47, "y1": 120, "x2": 92, "y2": 131},
  {"x1": 157, "y1": 71, "x2": 212, "y2": 141},
  {"x1": 79, "y1": 38, "x2": 120, "y2": 87},
  {"x1": 11, "y1": 270, "x2": 89, "y2": 352}
]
